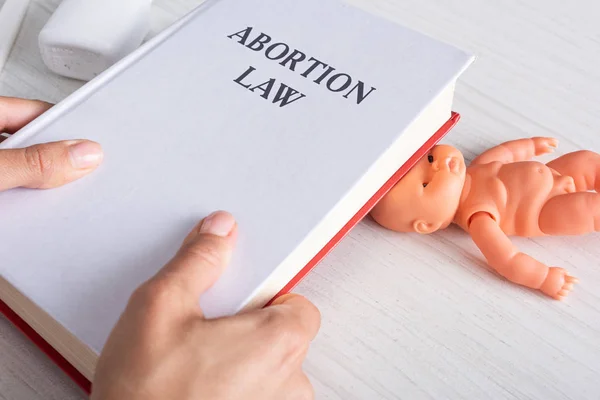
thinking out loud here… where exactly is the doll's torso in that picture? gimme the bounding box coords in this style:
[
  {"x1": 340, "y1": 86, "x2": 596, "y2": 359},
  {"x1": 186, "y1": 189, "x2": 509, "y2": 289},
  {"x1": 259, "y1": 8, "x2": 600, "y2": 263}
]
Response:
[{"x1": 454, "y1": 161, "x2": 575, "y2": 236}]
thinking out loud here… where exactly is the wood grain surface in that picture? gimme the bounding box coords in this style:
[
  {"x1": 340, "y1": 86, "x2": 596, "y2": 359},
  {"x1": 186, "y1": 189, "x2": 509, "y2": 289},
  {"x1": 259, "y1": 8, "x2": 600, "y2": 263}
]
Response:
[{"x1": 1, "y1": 0, "x2": 599, "y2": 399}]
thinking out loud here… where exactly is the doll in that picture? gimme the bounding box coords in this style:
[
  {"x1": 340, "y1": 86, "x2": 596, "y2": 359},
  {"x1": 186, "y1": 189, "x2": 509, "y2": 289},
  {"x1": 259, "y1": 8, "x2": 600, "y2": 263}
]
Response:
[{"x1": 370, "y1": 137, "x2": 600, "y2": 300}]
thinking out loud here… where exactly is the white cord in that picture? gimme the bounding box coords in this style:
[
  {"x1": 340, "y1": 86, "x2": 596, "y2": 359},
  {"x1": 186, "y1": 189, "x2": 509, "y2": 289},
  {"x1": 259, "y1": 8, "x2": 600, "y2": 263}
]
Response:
[{"x1": 0, "y1": 0, "x2": 31, "y2": 73}]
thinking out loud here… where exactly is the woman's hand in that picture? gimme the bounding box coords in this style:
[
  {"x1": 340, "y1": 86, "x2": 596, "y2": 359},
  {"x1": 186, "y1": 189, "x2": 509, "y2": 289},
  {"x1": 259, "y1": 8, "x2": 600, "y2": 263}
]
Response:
[
  {"x1": 0, "y1": 96, "x2": 103, "y2": 190},
  {"x1": 92, "y1": 211, "x2": 321, "y2": 400},
  {"x1": 1, "y1": 96, "x2": 320, "y2": 398}
]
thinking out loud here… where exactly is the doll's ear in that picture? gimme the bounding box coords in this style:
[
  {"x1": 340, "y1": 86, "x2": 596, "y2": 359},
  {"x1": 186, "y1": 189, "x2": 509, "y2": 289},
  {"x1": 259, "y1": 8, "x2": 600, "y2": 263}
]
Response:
[{"x1": 413, "y1": 220, "x2": 438, "y2": 234}]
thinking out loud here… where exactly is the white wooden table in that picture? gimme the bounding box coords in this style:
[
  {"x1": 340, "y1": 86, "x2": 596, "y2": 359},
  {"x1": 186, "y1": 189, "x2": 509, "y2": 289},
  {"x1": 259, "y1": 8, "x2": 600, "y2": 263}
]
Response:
[{"x1": 2, "y1": 0, "x2": 600, "y2": 399}]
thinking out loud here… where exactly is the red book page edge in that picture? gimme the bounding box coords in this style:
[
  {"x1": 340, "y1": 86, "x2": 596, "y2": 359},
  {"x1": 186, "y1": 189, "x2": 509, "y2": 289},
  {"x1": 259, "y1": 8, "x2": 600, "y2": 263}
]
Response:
[
  {"x1": 266, "y1": 111, "x2": 461, "y2": 304},
  {"x1": 0, "y1": 299, "x2": 92, "y2": 394},
  {"x1": 0, "y1": 111, "x2": 460, "y2": 396}
]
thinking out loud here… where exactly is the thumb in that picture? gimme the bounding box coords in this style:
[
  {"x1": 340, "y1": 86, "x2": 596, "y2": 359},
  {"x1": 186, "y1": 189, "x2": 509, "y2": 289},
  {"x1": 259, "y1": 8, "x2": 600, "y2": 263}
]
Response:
[
  {"x1": 0, "y1": 140, "x2": 104, "y2": 191},
  {"x1": 153, "y1": 211, "x2": 238, "y2": 308}
]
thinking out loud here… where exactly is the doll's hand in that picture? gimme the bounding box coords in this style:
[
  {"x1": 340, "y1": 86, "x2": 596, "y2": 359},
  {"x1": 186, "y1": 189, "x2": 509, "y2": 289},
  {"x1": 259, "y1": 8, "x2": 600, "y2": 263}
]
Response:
[
  {"x1": 532, "y1": 137, "x2": 558, "y2": 156},
  {"x1": 540, "y1": 267, "x2": 578, "y2": 300}
]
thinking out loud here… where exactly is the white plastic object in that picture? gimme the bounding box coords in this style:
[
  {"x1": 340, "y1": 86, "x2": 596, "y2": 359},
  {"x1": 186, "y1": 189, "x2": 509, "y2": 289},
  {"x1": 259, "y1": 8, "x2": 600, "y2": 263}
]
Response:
[
  {"x1": 38, "y1": 0, "x2": 153, "y2": 81},
  {"x1": 0, "y1": 0, "x2": 30, "y2": 74}
]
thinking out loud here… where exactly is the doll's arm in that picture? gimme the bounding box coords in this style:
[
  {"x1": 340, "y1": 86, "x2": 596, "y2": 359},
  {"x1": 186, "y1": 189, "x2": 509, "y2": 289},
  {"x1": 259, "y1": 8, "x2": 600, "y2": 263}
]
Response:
[
  {"x1": 468, "y1": 212, "x2": 576, "y2": 299},
  {"x1": 471, "y1": 137, "x2": 558, "y2": 165}
]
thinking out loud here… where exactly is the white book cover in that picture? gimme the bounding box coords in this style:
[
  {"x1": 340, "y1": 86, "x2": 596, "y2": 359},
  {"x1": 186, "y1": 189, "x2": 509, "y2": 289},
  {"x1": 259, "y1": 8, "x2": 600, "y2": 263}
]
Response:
[{"x1": 0, "y1": 0, "x2": 473, "y2": 368}]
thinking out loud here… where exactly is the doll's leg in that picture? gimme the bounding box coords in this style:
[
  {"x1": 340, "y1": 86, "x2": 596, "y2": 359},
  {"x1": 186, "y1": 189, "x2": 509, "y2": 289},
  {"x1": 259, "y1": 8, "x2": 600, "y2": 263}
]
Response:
[
  {"x1": 546, "y1": 150, "x2": 600, "y2": 192},
  {"x1": 539, "y1": 192, "x2": 600, "y2": 235}
]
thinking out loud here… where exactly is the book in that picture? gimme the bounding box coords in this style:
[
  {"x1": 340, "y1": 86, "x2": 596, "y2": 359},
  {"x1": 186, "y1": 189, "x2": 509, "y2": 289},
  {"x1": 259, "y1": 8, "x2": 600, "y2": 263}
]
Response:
[{"x1": 0, "y1": 0, "x2": 473, "y2": 393}]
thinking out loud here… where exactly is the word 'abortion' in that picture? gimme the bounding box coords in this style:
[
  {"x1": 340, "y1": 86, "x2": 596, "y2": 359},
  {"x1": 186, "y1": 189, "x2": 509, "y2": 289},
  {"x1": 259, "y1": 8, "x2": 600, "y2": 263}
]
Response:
[{"x1": 227, "y1": 27, "x2": 377, "y2": 108}]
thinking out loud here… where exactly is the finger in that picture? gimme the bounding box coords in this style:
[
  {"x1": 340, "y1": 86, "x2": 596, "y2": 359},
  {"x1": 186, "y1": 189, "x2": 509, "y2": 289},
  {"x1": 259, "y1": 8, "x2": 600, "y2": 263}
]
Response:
[
  {"x1": 0, "y1": 96, "x2": 52, "y2": 133},
  {"x1": 270, "y1": 294, "x2": 321, "y2": 342},
  {"x1": 566, "y1": 276, "x2": 579, "y2": 284},
  {"x1": 280, "y1": 371, "x2": 315, "y2": 400},
  {"x1": 152, "y1": 211, "x2": 237, "y2": 307},
  {"x1": 0, "y1": 140, "x2": 103, "y2": 190}
]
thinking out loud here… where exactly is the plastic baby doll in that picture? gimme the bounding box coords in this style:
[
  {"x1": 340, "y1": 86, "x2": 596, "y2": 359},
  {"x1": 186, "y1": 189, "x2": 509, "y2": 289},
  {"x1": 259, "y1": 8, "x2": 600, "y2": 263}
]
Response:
[{"x1": 370, "y1": 137, "x2": 600, "y2": 300}]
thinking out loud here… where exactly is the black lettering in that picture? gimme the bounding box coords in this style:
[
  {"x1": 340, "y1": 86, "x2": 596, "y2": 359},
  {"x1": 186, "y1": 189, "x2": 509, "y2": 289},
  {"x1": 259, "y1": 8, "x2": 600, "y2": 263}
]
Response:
[
  {"x1": 314, "y1": 66, "x2": 335, "y2": 85},
  {"x1": 230, "y1": 31, "x2": 376, "y2": 105},
  {"x1": 301, "y1": 57, "x2": 328, "y2": 78},
  {"x1": 343, "y1": 81, "x2": 377, "y2": 104},
  {"x1": 280, "y1": 49, "x2": 306, "y2": 71},
  {"x1": 265, "y1": 43, "x2": 290, "y2": 60},
  {"x1": 326, "y1": 73, "x2": 352, "y2": 92},
  {"x1": 272, "y1": 84, "x2": 306, "y2": 107},
  {"x1": 250, "y1": 78, "x2": 276, "y2": 99},
  {"x1": 234, "y1": 66, "x2": 256, "y2": 89},
  {"x1": 247, "y1": 33, "x2": 272, "y2": 51},
  {"x1": 227, "y1": 27, "x2": 252, "y2": 45}
]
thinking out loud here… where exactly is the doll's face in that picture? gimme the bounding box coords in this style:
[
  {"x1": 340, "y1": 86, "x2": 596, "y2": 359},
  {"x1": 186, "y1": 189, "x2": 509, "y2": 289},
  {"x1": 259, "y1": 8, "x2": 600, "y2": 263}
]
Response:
[{"x1": 371, "y1": 144, "x2": 467, "y2": 234}]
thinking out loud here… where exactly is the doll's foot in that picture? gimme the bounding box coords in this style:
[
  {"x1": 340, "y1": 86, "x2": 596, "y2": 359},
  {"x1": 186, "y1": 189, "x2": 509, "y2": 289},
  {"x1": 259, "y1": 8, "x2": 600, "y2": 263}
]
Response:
[
  {"x1": 558, "y1": 175, "x2": 576, "y2": 194},
  {"x1": 533, "y1": 137, "x2": 558, "y2": 156},
  {"x1": 540, "y1": 267, "x2": 578, "y2": 300},
  {"x1": 564, "y1": 176, "x2": 576, "y2": 193}
]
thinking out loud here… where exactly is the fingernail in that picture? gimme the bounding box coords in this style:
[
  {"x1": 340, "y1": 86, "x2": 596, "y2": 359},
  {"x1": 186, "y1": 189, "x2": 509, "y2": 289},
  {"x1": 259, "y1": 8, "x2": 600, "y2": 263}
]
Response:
[
  {"x1": 69, "y1": 141, "x2": 103, "y2": 169},
  {"x1": 199, "y1": 211, "x2": 236, "y2": 237}
]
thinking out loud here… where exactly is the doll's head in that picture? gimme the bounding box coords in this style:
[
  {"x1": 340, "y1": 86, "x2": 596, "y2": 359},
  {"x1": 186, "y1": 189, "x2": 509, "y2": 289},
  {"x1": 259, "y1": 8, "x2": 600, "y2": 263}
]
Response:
[{"x1": 371, "y1": 144, "x2": 467, "y2": 234}]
